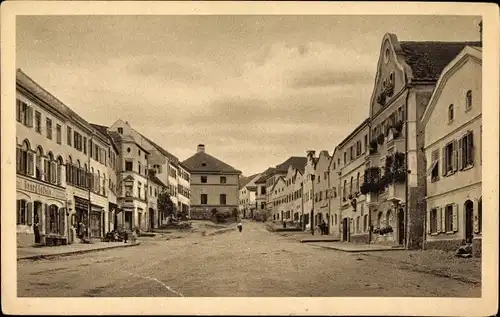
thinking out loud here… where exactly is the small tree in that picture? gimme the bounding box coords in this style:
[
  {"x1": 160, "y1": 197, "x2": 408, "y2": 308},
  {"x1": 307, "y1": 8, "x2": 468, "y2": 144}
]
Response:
[{"x1": 158, "y1": 191, "x2": 176, "y2": 222}]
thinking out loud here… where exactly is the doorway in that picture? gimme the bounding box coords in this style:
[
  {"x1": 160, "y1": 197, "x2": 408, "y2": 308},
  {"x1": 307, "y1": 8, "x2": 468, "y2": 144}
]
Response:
[
  {"x1": 125, "y1": 211, "x2": 133, "y2": 231},
  {"x1": 398, "y1": 208, "x2": 405, "y2": 245},
  {"x1": 465, "y1": 200, "x2": 474, "y2": 243},
  {"x1": 342, "y1": 218, "x2": 348, "y2": 241},
  {"x1": 149, "y1": 208, "x2": 154, "y2": 231},
  {"x1": 33, "y1": 201, "x2": 42, "y2": 243}
]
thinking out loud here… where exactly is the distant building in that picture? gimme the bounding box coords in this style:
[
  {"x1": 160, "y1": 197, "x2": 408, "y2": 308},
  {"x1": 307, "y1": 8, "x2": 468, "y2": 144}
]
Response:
[
  {"x1": 421, "y1": 46, "x2": 482, "y2": 256},
  {"x1": 238, "y1": 173, "x2": 261, "y2": 219},
  {"x1": 254, "y1": 167, "x2": 274, "y2": 221},
  {"x1": 182, "y1": 144, "x2": 242, "y2": 220},
  {"x1": 312, "y1": 150, "x2": 332, "y2": 230}
]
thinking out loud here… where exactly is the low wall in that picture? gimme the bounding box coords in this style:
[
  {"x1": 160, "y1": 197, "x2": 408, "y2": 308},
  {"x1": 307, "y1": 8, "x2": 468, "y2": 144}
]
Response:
[
  {"x1": 17, "y1": 233, "x2": 34, "y2": 248},
  {"x1": 350, "y1": 233, "x2": 369, "y2": 244},
  {"x1": 372, "y1": 233, "x2": 397, "y2": 246}
]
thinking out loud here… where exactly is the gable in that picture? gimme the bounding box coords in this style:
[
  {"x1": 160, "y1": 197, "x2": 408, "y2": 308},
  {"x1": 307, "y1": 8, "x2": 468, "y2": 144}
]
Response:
[
  {"x1": 421, "y1": 47, "x2": 482, "y2": 129},
  {"x1": 369, "y1": 34, "x2": 411, "y2": 118}
]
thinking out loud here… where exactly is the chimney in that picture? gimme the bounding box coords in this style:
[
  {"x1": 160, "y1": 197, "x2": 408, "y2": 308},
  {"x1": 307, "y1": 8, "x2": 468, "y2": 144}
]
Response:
[
  {"x1": 197, "y1": 144, "x2": 205, "y2": 153},
  {"x1": 306, "y1": 150, "x2": 316, "y2": 158},
  {"x1": 479, "y1": 20, "x2": 483, "y2": 44}
]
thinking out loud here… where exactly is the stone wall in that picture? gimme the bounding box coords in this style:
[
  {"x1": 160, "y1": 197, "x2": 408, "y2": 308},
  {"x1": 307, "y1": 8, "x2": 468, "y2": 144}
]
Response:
[
  {"x1": 372, "y1": 233, "x2": 396, "y2": 245},
  {"x1": 190, "y1": 206, "x2": 236, "y2": 220}
]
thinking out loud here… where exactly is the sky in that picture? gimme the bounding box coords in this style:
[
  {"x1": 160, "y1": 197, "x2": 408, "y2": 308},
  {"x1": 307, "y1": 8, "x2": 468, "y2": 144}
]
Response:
[{"x1": 16, "y1": 15, "x2": 481, "y2": 176}]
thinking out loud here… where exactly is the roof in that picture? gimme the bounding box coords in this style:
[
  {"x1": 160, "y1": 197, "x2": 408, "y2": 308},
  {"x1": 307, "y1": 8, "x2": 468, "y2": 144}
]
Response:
[
  {"x1": 337, "y1": 118, "x2": 370, "y2": 149},
  {"x1": 181, "y1": 151, "x2": 241, "y2": 174},
  {"x1": 421, "y1": 45, "x2": 482, "y2": 129},
  {"x1": 399, "y1": 41, "x2": 482, "y2": 82},
  {"x1": 148, "y1": 170, "x2": 168, "y2": 188},
  {"x1": 239, "y1": 173, "x2": 260, "y2": 188},
  {"x1": 90, "y1": 123, "x2": 120, "y2": 154},
  {"x1": 16, "y1": 69, "x2": 108, "y2": 144},
  {"x1": 138, "y1": 133, "x2": 179, "y2": 167},
  {"x1": 254, "y1": 167, "x2": 275, "y2": 184},
  {"x1": 275, "y1": 156, "x2": 307, "y2": 173}
]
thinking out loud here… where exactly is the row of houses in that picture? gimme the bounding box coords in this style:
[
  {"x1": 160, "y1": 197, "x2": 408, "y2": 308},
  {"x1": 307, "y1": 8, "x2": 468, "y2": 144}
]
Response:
[
  {"x1": 239, "y1": 29, "x2": 483, "y2": 256},
  {"x1": 16, "y1": 69, "x2": 243, "y2": 247}
]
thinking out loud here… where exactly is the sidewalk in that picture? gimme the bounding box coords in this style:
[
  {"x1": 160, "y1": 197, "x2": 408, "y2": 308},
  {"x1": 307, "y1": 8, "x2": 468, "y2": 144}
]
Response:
[
  {"x1": 357, "y1": 249, "x2": 481, "y2": 284},
  {"x1": 17, "y1": 241, "x2": 140, "y2": 261},
  {"x1": 307, "y1": 241, "x2": 401, "y2": 252}
]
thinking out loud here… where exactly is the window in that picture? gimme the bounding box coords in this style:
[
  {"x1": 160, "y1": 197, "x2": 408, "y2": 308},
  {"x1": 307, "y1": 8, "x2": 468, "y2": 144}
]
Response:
[
  {"x1": 67, "y1": 127, "x2": 72, "y2": 146},
  {"x1": 46, "y1": 118, "x2": 52, "y2": 139},
  {"x1": 83, "y1": 137, "x2": 87, "y2": 154},
  {"x1": 125, "y1": 161, "x2": 133, "y2": 171},
  {"x1": 35, "y1": 111, "x2": 41, "y2": 133},
  {"x1": 16, "y1": 140, "x2": 33, "y2": 176},
  {"x1": 466, "y1": 90, "x2": 472, "y2": 109},
  {"x1": 364, "y1": 135, "x2": 368, "y2": 153},
  {"x1": 356, "y1": 141, "x2": 362, "y2": 156},
  {"x1": 342, "y1": 180, "x2": 347, "y2": 201},
  {"x1": 445, "y1": 205, "x2": 453, "y2": 232},
  {"x1": 220, "y1": 194, "x2": 227, "y2": 205},
  {"x1": 118, "y1": 127, "x2": 123, "y2": 134},
  {"x1": 16, "y1": 200, "x2": 32, "y2": 225},
  {"x1": 430, "y1": 208, "x2": 438, "y2": 234},
  {"x1": 220, "y1": 176, "x2": 226, "y2": 184},
  {"x1": 389, "y1": 72, "x2": 394, "y2": 85},
  {"x1": 430, "y1": 149, "x2": 439, "y2": 181},
  {"x1": 364, "y1": 214, "x2": 368, "y2": 232},
  {"x1": 459, "y1": 131, "x2": 474, "y2": 169},
  {"x1": 201, "y1": 194, "x2": 208, "y2": 204},
  {"x1": 478, "y1": 198, "x2": 482, "y2": 233},
  {"x1": 448, "y1": 104, "x2": 454, "y2": 121},
  {"x1": 356, "y1": 216, "x2": 360, "y2": 233},
  {"x1": 16, "y1": 100, "x2": 33, "y2": 127},
  {"x1": 343, "y1": 152, "x2": 347, "y2": 164},
  {"x1": 356, "y1": 172, "x2": 360, "y2": 192},
  {"x1": 137, "y1": 182, "x2": 141, "y2": 199},
  {"x1": 201, "y1": 176, "x2": 207, "y2": 183},
  {"x1": 56, "y1": 124, "x2": 62, "y2": 144},
  {"x1": 35, "y1": 147, "x2": 43, "y2": 180},
  {"x1": 442, "y1": 141, "x2": 456, "y2": 175},
  {"x1": 138, "y1": 162, "x2": 141, "y2": 174},
  {"x1": 349, "y1": 176, "x2": 353, "y2": 195},
  {"x1": 349, "y1": 146, "x2": 354, "y2": 160}
]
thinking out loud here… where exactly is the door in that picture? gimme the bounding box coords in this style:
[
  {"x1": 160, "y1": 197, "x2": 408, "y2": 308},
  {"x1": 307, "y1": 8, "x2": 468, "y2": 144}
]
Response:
[
  {"x1": 398, "y1": 208, "x2": 405, "y2": 245},
  {"x1": 149, "y1": 209, "x2": 154, "y2": 231},
  {"x1": 465, "y1": 200, "x2": 474, "y2": 243},
  {"x1": 125, "y1": 211, "x2": 133, "y2": 231},
  {"x1": 342, "y1": 218, "x2": 348, "y2": 241},
  {"x1": 33, "y1": 202, "x2": 41, "y2": 243}
]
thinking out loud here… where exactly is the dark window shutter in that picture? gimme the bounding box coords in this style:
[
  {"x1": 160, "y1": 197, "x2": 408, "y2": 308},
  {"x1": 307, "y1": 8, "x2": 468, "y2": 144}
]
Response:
[
  {"x1": 27, "y1": 202, "x2": 33, "y2": 226},
  {"x1": 45, "y1": 204, "x2": 50, "y2": 233},
  {"x1": 16, "y1": 200, "x2": 20, "y2": 224}
]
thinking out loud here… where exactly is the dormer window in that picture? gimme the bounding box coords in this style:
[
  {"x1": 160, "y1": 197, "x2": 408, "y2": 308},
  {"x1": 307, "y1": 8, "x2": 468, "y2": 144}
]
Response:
[
  {"x1": 389, "y1": 72, "x2": 394, "y2": 85},
  {"x1": 118, "y1": 127, "x2": 123, "y2": 134},
  {"x1": 384, "y1": 48, "x2": 390, "y2": 63},
  {"x1": 448, "y1": 104, "x2": 454, "y2": 122}
]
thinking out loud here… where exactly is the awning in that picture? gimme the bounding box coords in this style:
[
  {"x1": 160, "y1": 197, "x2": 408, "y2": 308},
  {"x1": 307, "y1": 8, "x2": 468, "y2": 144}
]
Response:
[{"x1": 426, "y1": 160, "x2": 438, "y2": 176}]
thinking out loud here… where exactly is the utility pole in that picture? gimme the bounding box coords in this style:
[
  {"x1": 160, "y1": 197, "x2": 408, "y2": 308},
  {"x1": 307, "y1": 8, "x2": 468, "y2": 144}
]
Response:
[{"x1": 311, "y1": 173, "x2": 316, "y2": 235}]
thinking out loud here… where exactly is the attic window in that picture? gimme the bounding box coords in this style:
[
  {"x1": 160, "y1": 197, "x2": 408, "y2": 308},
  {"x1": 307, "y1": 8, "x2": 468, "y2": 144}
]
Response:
[
  {"x1": 127, "y1": 147, "x2": 131, "y2": 153},
  {"x1": 201, "y1": 163, "x2": 207, "y2": 167},
  {"x1": 118, "y1": 127, "x2": 123, "y2": 134},
  {"x1": 384, "y1": 48, "x2": 390, "y2": 63}
]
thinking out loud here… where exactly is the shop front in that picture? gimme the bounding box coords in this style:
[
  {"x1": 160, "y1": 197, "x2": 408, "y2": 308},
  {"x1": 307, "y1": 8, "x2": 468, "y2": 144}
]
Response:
[
  {"x1": 16, "y1": 175, "x2": 67, "y2": 247},
  {"x1": 73, "y1": 196, "x2": 105, "y2": 239}
]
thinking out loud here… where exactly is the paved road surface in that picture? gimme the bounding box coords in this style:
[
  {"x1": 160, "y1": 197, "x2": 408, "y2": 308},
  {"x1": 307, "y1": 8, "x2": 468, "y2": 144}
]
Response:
[{"x1": 17, "y1": 221, "x2": 480, "y2": 297}]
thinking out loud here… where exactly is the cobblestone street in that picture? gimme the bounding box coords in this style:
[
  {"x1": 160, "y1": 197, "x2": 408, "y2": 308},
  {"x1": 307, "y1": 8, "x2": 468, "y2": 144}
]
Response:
[{"x1": 17, "y1": 221, "x2": 480, "y2": 297}]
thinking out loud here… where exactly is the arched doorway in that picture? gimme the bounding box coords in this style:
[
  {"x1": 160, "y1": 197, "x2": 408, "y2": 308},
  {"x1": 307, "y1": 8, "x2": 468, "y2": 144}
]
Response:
[{"x1": 464, "y1": 200, "x2": 474, "y2": 243}]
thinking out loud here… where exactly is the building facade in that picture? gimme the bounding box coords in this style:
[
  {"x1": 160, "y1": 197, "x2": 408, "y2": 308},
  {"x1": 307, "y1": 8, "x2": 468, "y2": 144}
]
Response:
[
  {"x1": 336, "y1": 119, "x2": 370, "y2": 243},
  {"x1": 238, "y1": 174, "x2": 261, "y2": 219},
  {"x1": 312, "y1": 150, "x2": 332, "y2": 231},
  {"x1": 182, "y1": 144, "x2": 241, "y2": 219},
  {"x1": 303, "y1": 151, "x2": 317, "y2": 230},
  {"x1": 421, "y1": 46, "x2": 482, "y2": 256},
  {"x1": 363, "y1": 33, "x2": 480, "y2": 249},
  {"x1": 254, "y1": 168, "x2": 273, "y2": 221}
]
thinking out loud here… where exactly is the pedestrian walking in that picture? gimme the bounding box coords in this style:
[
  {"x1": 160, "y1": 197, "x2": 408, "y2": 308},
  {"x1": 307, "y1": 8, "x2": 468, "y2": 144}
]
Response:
[{"x1": 237, "y1": 222, "x2": 243, "y2": 232}]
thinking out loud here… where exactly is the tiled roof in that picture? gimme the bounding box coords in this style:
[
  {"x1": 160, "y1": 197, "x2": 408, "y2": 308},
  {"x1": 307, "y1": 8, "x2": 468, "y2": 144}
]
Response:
[
  {"x1": 239, "y1": 173, "x2": 260, "y2": 188},
  {"x1": 181, "y1": 151, "x2": 241, "y2": 174},
  {"x1": 138, "y1": 133, "x2": 179, "y2": 167},
  {"x1": 254, "y1": 167, "x2": 275, "y2": 183},
  {"x1": 90, "y1": 123, "x2": 120, "y2": 153},
  {"x1": 399, "y1": 41, "x2": 482, "y2": 81},
  {"x1": 275, "y1": 156, "x2": 307, "y2": 173},
  {"x1": 16, "y1": 69, "x2": 108, "y2": 143}
]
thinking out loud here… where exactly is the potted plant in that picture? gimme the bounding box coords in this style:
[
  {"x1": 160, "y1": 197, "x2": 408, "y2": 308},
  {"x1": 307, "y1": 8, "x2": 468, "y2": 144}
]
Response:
[
  {"x1": 386, "y1": 225, "x2": 393, "y2": 233},
  {"x1": 373, "y1": 227, "x2": 380, "y2": 234},
  {"x1": 377, "y1": 133, "x2": 385, "y2": 145}
]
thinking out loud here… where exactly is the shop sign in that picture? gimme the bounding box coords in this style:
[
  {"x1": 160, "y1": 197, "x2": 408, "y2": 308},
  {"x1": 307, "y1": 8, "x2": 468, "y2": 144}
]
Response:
[{"x1": 17, "y1": 176, "x2": 65, "y2": 200}]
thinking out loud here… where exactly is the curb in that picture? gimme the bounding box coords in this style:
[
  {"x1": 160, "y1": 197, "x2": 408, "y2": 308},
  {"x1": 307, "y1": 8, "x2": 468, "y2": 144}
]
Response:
[
  {"x1": 358, "y1": 252, "x2": 481, "y2": 285},
  {"x1": 300, "y1": 239, "x2": 341, "y2": 243},
  {"x1": 307, "y1": 243, "x2": 400, "y2": 253},
  {"x1": 17, "y1": 241, "x2": 141, "y2": 261}
]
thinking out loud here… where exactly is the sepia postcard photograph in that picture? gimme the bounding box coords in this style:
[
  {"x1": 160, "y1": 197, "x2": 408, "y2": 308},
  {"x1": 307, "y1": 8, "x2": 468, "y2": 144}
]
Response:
[{"x1": 1, "y1": 1, "x2": 499, "y2": 316}]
